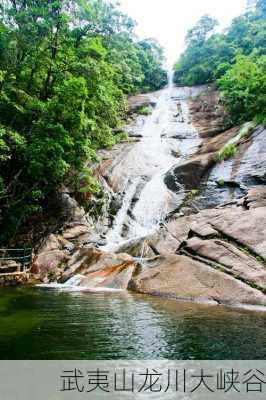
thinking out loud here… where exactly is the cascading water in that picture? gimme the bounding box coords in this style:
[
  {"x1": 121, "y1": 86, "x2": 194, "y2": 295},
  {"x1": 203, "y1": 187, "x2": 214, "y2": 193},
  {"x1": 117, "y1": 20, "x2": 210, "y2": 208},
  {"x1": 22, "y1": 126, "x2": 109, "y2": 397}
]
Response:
[
  {"x1": 37, "y1": 274, "x2": 125, "y2": 292},
  {"x1": 104, "y1": 71, "x2": 202, "y2": 250}
]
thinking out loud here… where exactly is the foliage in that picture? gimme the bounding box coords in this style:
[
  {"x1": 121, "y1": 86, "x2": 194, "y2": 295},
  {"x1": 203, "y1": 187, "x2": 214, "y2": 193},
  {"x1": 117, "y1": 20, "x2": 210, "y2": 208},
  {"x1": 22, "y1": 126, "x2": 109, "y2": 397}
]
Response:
[
  {"x1": 218, "y1": 55, "x2": 266, "y2": 123},
  {"x1": 137, "y1": 106, "x2": 153, "y2": 116},
  {"x1": 215, "y1": 143, "x2": 237, "y2": 162},
  {"x1": 216, "y1": 179, "x2": 225, "y2": 187},
  {"x1": 174, "y1": 8, "x2": 266, "y2": 123},
  {"x1": 0, "y1": 0, "x2": 167, "y2": 243},
  {"x1": 239, "y1": 121, "x2": 257, "y2": 138}
]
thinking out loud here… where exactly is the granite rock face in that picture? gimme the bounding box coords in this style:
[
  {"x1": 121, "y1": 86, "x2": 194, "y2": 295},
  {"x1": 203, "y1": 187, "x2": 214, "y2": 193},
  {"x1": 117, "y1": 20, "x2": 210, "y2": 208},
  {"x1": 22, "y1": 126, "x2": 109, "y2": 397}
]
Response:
[{"x1": 129, "y1": 255, "x2": 266, "y2": 306}]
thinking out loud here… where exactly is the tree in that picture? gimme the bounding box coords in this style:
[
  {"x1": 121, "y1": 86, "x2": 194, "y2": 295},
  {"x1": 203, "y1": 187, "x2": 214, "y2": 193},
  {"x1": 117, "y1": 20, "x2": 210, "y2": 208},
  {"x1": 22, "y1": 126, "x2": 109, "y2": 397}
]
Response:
[
  {"x1": 174, "y1": 7, "x2": 266, "y2": 124},
  {"x1": 0, "y1": 0, "x2": 167, "y2": 243},
  {"x1": 185, "y1": 15, "x2": 218, "y2": 45},
  {"x1": 219, "y1": 54, "x2": 266, "y2": 123}
]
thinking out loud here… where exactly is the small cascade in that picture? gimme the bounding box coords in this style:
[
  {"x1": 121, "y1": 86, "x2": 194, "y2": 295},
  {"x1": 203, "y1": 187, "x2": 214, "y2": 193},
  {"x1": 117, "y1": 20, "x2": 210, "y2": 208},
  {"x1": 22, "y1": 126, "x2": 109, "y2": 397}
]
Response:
[
  {"x1": 37, "y1": 274, "x2": 88, "y2": 291},
  {"x1": 37, "y1": 261, "x2": 135, "y2": 292},
  {"x1": 104, "y1": 177, "x2": 147, "y2": 249}
]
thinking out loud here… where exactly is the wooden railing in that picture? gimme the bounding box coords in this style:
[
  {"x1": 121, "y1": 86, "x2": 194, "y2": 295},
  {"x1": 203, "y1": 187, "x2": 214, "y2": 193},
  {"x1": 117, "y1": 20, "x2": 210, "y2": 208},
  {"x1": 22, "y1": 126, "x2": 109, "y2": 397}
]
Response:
[{"x1": 0, "y1": 248, "x2": 32, "y2": 276}]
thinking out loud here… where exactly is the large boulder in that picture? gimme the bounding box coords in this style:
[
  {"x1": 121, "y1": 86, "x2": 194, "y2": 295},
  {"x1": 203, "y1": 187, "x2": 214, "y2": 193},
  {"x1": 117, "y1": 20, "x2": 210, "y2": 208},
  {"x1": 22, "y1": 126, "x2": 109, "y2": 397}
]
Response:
[
  {"x1": 32, "y1": 233, "x2": 74, "y2": 279},
  {"x1": 59, "y1": 245, "x2": 137, "y2": 288},
  {"x1": 164, "y1": 153, "x2": 212, "y2": 191},
  {"x1": 183, "y1": 237, "x2": 266, "y2": 291},
  {"x1": 244, "y1": 186, "x2": 266, "y2": 209},
  {"x1": 128, "y1": 93, "x2": 158, "y2": 114},
  {"x1": 210, "y1": 207, "x2": 266, "y2": 259},
  {"x1": 32, "y1": 249, "x2": 69, "y2": 279},
  {"x1": 129, "y1": 255, "x2": 266, "y2": 306},
  {"x1": 62, "y1": 224, "x2": 91, "y2": 244},
  {"x1": 188, "y1": 89, "x2": 228, "y2": 138},
  {"x1": 77, "y1": 262, "x2": 136, "y2": 290}
]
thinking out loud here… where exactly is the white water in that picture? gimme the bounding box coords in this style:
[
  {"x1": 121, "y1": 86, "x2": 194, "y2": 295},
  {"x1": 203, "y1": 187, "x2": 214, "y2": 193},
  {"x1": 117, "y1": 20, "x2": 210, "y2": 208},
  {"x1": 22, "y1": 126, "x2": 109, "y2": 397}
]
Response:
[
  {"x1": 104, "y1": 72, "x2": 203, "y2": 250},
  {"x1": 37, "y1": 274, "x2": 125, "y2": 292}
]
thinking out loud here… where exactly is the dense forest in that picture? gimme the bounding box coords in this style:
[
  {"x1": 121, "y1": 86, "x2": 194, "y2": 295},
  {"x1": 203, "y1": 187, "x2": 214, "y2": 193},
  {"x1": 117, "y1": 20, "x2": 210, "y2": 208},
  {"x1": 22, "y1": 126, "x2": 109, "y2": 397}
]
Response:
[
  {"x1": 0, "y1": 0, "x2": 167, "y2": 243},
  {"x1": 174, "y1": 0, "x2": 266, "y2": 124}
]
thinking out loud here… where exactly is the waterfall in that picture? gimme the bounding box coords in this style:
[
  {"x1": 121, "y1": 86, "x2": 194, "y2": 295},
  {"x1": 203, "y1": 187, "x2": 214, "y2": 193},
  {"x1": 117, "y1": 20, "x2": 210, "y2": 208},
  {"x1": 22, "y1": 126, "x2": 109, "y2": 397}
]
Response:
[{"x1": 103, "y1": 70, "x2": 200, "y2": 251}]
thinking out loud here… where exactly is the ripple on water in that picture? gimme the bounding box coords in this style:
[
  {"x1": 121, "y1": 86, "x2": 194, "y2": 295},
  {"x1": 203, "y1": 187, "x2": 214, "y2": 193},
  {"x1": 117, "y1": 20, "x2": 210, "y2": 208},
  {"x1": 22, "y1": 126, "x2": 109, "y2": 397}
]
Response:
[{"x1": 0, "y1": 288, "x2": 265, "y2": 359}]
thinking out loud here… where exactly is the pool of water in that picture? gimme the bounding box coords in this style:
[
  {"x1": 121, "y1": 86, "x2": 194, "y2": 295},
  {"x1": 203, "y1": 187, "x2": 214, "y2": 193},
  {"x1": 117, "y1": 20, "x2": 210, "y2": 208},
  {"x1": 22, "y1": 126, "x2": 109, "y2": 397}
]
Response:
[{"x1": 0, "y1": 287, "x2": 265, "y2": 359}]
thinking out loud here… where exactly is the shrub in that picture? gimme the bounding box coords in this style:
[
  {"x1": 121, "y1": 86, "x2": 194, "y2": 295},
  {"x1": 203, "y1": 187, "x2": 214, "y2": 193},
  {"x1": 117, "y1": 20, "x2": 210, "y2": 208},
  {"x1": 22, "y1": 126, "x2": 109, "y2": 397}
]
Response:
[
  {"x1": 137, "y1": 106, "x2": 153, "y2": 116},
  {"x1": 215, "y1": 143, "x2": 237, "y2": 162}
]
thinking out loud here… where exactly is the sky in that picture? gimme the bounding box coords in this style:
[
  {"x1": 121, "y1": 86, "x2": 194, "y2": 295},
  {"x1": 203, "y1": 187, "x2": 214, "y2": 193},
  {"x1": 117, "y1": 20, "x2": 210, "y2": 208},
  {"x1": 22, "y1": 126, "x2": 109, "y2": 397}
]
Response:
[{"x1": 118, "y1": 0, "x2": 246, "y2": 67}]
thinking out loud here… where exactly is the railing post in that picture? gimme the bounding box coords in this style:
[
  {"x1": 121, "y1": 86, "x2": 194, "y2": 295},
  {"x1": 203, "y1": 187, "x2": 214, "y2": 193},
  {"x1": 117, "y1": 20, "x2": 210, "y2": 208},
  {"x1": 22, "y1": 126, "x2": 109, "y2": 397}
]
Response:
[
  {"x1": 22, "y1": 247, "x2": 26, "y2": 272},
  {"x1": 0, "y1": 246, "x2": 32, "y2": 275}
]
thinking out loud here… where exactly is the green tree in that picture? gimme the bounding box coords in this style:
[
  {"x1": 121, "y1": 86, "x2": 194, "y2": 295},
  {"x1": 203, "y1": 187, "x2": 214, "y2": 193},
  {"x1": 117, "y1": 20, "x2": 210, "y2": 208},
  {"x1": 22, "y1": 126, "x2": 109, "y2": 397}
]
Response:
[
  {"x1": 0, "y1": 0, "x2": 167, "y2": 243},
  {"x1": 219, "y1": 54, "x2": 266, "y2": 123},
  {"x1": 185, "y1": 14, "x2": 218, "y2": 45},
  {"x1": 174, "y1": 7, "x2": 266, "y2": 123}
]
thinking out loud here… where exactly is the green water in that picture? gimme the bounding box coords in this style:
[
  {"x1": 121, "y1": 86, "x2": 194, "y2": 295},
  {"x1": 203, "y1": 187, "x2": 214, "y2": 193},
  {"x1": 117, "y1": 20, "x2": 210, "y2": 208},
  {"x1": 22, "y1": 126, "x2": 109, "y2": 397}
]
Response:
[{"x1": 0, "y1": 287, "x2": 265, "y2": 359}]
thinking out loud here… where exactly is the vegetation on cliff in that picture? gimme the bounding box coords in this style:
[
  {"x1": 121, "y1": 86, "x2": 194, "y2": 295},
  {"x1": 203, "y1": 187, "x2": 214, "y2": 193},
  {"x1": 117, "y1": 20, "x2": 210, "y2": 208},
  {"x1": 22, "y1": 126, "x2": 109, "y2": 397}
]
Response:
[
  {"x1": 0, "y1": 0, "x2": 167, "y2": 243},
  {"x1": 174, "y1": 1, "x2": 266, "y2": 124}
]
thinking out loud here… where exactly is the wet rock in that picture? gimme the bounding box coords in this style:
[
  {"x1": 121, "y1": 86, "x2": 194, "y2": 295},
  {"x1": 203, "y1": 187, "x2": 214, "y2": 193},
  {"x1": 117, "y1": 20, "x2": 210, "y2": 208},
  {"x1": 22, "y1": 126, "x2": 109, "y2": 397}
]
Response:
[
  {"x1": 111, "y1": 236, "x2": 156, "y2": 258},
  {"x1": 231, "y1": 126, "x2": 266, "y2": 186},
  {"x1": 128, "y1": 134, "x2": 143, "y2": 138},
  {"x1": 129, "y1": 255, "x2": 266, "y2": 306},
  {"x1": 59, "y1": 193, "x2": 87, "y2": 224},
  {"x1": 109, "y1": 196, "x2": 122, "y2": 216},
  {"x1": 170, "y1": 134, "x2": 188, "y2": 139},
  {"x1": 215, "y1": 180, "x2": 241, "y2": 188},
  {"x1": 128, "y1": 93, "x2": 159, "y2": 114},
  {"x1": 79, "y1": 262, "x2": 136, "y2": 290},
  {"x1": 180, "y1": 125, "x2": 265, "y2": 210},
  {"x1": 60, "y1": 245, "x2": 136, "y2": 284},
  {"x1": 163, "y1": 172, "x2": 183, "y2": 193},
  {"x1": 171, "y1": 150, "x2": 181, "y2": 158},
  {"x1": 165, "y1": 153, "x2": 212, "y2": 191}
]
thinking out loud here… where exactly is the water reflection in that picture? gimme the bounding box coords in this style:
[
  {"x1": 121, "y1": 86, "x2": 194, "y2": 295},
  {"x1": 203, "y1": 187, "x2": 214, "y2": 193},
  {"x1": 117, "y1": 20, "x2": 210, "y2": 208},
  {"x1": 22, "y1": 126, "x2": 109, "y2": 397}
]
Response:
[{"x1": 0, "y1": 288, "x2": 265, "y2": 359}]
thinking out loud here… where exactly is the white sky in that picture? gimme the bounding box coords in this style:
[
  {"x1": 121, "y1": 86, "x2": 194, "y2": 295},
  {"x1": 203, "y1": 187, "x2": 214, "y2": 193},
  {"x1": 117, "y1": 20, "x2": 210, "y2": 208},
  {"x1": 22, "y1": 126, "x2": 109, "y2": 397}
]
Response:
[{"x1": 118, "y1": 0, "x2": 246, "y2": 67}]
